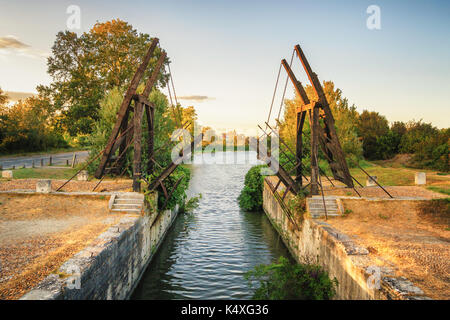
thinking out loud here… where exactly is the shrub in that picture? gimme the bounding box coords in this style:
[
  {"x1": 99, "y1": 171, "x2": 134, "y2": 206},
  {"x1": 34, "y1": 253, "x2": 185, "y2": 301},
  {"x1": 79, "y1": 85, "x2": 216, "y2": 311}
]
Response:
[
  {"x1": 245, "y1": 256, "x2": 338, "y2": 300},
  {"x1": 238, "y1": 165, "x2": 267, "y2": 211}
]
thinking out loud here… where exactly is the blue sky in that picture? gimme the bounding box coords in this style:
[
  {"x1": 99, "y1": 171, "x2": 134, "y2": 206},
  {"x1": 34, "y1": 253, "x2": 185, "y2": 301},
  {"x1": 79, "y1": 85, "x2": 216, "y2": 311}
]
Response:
[{"x1": 0, "y1": 0, "x2": 449, "y2": 132}]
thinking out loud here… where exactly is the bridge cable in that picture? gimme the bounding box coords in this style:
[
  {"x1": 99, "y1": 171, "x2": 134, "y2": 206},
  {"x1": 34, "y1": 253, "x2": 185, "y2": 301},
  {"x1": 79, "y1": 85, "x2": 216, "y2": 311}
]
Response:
[
  {"x1": 276, "y1": 49, "x2": 295, "y2": 124},
  {"x1": 266, "y1": 62, "x2": 282, "y2": 128}
]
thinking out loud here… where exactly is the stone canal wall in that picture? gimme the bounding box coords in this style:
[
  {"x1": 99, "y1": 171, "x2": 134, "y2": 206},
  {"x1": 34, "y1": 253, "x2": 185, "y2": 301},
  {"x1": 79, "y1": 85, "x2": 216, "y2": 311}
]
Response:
[
  {"x1": 21, "y1": 193, "x2": 178, "y2": 300},
  {"x1": 262, "y1": 179, "x2": 429, "y2": 300}
]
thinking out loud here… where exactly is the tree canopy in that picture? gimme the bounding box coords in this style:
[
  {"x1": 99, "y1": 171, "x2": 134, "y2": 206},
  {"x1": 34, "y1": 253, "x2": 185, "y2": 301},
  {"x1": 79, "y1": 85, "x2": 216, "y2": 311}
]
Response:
[{"x1": 38, "y1": 19, "x2": 169, "y2": 136}]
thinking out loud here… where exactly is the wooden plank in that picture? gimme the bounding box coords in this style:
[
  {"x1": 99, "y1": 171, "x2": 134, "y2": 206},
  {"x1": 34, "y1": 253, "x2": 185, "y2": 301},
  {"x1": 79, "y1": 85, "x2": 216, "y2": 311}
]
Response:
[
  {"x1": 296, "y1": 110, "x2": 306, "y2": 185},
  {"x1": 310, "y1": 105, "x2": 320, "y2": 195},
  {"x1": 95, "y1": 38, "x2": 159, "y2": 178},
  {"x1": 296, "y1": 105, "x2": 325, "y2": 116},
  {"x1": 258, "y1": 144, "x2": 300, "y2": 195},
  {"x1": 133, "y1": 94, "x2": 153, "y2": 107},
  {"x1": 281, "y1": 59, "x2": 310, "y2": 105},
  {"x1": 143, "y1": 51, "x2": 167, "y2": 98},
  {"x1": 133, "y1": 102, "x2": 144, "y2": 192},
  {"x1": 145, "y1": 104, "x2": 155, "y2": 175},
  {"x1": 147, "y1": 161, "x2": 179, "y2": 192}
]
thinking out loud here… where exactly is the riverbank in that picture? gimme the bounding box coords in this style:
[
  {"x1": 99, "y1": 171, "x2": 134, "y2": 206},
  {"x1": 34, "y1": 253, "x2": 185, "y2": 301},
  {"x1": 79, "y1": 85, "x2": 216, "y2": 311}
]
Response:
[
  {"x1": 262, "y1": 177, "x2": 440, "y2": 300},
  {"x1": 14, "y1": 191, "x2": 179, "y2": 300}
]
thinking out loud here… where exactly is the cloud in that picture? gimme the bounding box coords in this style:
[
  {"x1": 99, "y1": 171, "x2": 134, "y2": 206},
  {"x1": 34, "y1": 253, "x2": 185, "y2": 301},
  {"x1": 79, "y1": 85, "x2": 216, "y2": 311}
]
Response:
[
  {"x1": 178, "y1": 95, "x2": 214, "y2": 102},
  {"x1": 0, "y1": 36, "x2": 30, "y2": 50},
  {"x1": 0, "y1": 35, "x2": 48, "y2": 59},
  {"x1": 5, "y1": 91, "x2": 36, "y2": 103}
]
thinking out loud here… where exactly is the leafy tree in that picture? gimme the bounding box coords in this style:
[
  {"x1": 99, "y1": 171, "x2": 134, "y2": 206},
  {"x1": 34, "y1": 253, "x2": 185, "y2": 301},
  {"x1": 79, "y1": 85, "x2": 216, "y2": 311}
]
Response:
[
  {"x1": 399, "y1": 120, "x2": 439, "y2": 154},
  {"x1": 0, "y1": 96, "x2": 67, "y2": 153},
  {"x1": 245, "y1": 256, "x2": 338, "y2": 300},
  {"x1": 375, "y1": 130, "x2": 401, "y2": 160},
  {"x1": 400, "y1": 121, "x2": 449, "y2": 171},
  {"x1": 357, "y1": 110, "x2": 390, "y2": 160},
  {"x1": 391, "y1": 121, "x2": 407, "y2": 137},
  {"x1": 40, "y1": 19, "x2": 169, "y2": 136}
]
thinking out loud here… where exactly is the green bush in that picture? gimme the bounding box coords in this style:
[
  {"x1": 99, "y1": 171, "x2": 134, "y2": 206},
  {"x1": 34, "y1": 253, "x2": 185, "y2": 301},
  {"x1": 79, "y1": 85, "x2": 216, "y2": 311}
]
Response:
[
  {"x1": 245, "y1": 256, "x2": 338, "y2": 300},
  {"x1": 238, "y1": 165, "x2": 267, "y2": 211},
  {"x1": 144, "y1": 165, "x2": 192, "y2": 211}
]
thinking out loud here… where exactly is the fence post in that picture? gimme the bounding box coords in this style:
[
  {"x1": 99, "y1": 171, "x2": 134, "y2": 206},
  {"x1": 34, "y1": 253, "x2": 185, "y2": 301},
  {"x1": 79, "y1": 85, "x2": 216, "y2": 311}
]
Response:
[{"x1": 71, "y1": 153, "x2": 77, "y2": 168}]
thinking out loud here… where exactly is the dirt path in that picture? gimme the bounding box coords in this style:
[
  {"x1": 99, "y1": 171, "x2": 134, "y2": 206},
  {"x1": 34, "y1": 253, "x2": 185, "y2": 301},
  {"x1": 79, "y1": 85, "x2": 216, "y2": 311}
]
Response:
[
  {"x1": 326, "y1": 199, "x2": 450, "y2": 300},
  {"x1": 0, "y1": 194, "x2": 122, "y2": 300}
]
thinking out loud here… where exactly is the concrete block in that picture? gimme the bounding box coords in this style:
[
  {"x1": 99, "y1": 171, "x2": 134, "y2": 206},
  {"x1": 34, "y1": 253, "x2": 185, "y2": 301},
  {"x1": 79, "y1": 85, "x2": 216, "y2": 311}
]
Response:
[
  {"x1": 2, "y1": 170, "x2": 13, "y2": 179},
  {"x1": 36, "y1": 179, "x2": 52, "y2": 193},
  {"x1": 415, "y1": 172, "x2": 426, "y2": 185},
  {"x1": 366, "y1": 176, "x2": 377, "y2": 186},
  {"x1": 77, "y1": 170, "x2": 89, "y2": 181}
]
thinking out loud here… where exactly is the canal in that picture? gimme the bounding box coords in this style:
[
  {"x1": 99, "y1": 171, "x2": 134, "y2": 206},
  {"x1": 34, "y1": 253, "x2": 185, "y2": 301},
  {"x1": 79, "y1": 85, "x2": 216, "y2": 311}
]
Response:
[{"x1": 132, "y1": 151, "x2": 291, "y2": 299}]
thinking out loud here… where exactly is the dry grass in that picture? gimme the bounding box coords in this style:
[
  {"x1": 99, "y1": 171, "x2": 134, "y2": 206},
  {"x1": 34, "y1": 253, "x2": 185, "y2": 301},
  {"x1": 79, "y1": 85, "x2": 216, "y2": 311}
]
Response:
[
  {"x1": 327, "y1": 199, "x2": 450, "y2": 300},
  {"x1": 0, "y1": 194, "x2": 122, "y2": 300}
]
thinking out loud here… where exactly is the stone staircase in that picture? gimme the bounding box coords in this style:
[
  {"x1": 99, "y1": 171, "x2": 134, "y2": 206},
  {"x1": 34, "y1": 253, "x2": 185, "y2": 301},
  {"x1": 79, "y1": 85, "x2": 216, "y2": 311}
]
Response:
[
  {"x1": 307, "y1": 196, "x2": 342, "y2": 218},
  {"x1": 109, "y1": 192, "x2": 144, "y2": 214}
]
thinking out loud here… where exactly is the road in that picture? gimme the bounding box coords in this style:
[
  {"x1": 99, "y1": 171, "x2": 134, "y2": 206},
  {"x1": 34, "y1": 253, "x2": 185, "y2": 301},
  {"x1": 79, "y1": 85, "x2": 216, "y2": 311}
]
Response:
[{"x1": 0, "y1": 151, "x2": 89, "y2": 169}]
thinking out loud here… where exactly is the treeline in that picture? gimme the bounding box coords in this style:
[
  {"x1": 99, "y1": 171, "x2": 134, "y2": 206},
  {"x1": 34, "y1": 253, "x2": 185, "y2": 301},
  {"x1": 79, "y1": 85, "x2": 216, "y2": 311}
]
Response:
[
  {"x1": 278, "y1": 81, "x2": 449, "y2": 172},
  {"x1": 0, "y1": 89, "x2": 67, "y2": 153}
]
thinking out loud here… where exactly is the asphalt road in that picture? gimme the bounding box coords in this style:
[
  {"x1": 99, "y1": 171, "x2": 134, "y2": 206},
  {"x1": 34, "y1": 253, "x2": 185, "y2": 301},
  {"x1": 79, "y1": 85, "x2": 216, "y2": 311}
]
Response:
[{"x1": 0, "y1": 151, "x2": 89, "y2": 169}]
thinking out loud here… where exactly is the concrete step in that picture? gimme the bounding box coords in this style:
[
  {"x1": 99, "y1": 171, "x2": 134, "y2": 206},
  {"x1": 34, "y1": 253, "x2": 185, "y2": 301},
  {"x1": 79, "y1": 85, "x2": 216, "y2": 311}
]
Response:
[
  {"x1": 307, "y1": 197, "x2": 341, "y2": 218},
  {"x1": 110, "y1": 208, "x2": 141, "y2": 213},
  {"x1": 112, "y1": 205, "x2": 142, "y2": 210},
  {"x1": 115, "y1": 198, "x2": 142, "y2": 203},
  {"x1": 109, "y1": 192, "x2": 144, "y2": 214}
]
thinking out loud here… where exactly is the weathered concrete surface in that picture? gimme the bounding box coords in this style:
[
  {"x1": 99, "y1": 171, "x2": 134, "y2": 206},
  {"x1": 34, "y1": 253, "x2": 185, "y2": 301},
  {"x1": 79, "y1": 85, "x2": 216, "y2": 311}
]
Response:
[
  {"x1": 262, "y1": 178, "x2": 429, "y2": 300},
  {"x1": 21, "y1": 195, "x2": 178, "y2": 300},
  {"x1": 415, "y1": 172, "x2": 426, "y2": 185},
  {"x1": 366, "y1": 176, "x2": 378, "y2": 187},
  {"x1": 77, "y1": 170, "x2": 89, "y2": 181},
  {"x1": 1, "y1": 170, "x2": 13, "y2": 179},
  {"x1": 36, "y1": 179, "x2": 52, "y2": 193}
]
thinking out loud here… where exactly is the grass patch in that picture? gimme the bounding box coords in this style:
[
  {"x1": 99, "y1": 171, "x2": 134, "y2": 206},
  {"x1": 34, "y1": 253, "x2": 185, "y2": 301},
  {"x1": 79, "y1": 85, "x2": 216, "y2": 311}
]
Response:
[
  {"x1": 9, "y1": 167, "x2": 79, "y2": 180},
  {"x1": 427, "y1": 186, "x2": 450, "y2": 196},
  {"x1": 349, "y1": 165, "x2": 415, "y2": 186}
]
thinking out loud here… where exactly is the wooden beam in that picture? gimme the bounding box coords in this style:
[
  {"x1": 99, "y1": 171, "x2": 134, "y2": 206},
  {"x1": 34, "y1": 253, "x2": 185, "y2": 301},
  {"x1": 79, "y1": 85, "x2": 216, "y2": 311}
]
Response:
[
  {"x1": 296, "y1": 110, "x2": 306, "y2": 185},
  {"x1": 310, "y1": 105, "x2": 320, "y2": 195},
  {"x1": 294, "y1": 44, "x2": 354, "y2": 188},
  {"x1": 133, "y1": 102, "x2": 144, "y2": 192},
  {"x1": 296, "y1": 104, "x2": 325, "y2": 117},
  {"x1": 143, "y1": 51, "x2": 167, "y2": 98},
  {"x1": 258, "y1": 143, "x2": 300, "y2": 195},
  {"x1": 281, "y1": 59, "x2": 310, "y2": 105},
  {"x1": 132, "y1": 94, "x2": 153, "y2": 108},
  {"x1": 145, "y1": 104, "x2": 154, "y2": 175},
  {"x1": 95, "y1": 38, "x2": 159, "y2": 178}
]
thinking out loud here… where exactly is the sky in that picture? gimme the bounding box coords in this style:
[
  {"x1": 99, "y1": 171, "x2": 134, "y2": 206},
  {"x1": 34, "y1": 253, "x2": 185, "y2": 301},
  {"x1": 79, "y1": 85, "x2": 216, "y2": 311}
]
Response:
[{"x1": 0, "y1": 0, "x2": 449, "y2": 134}]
